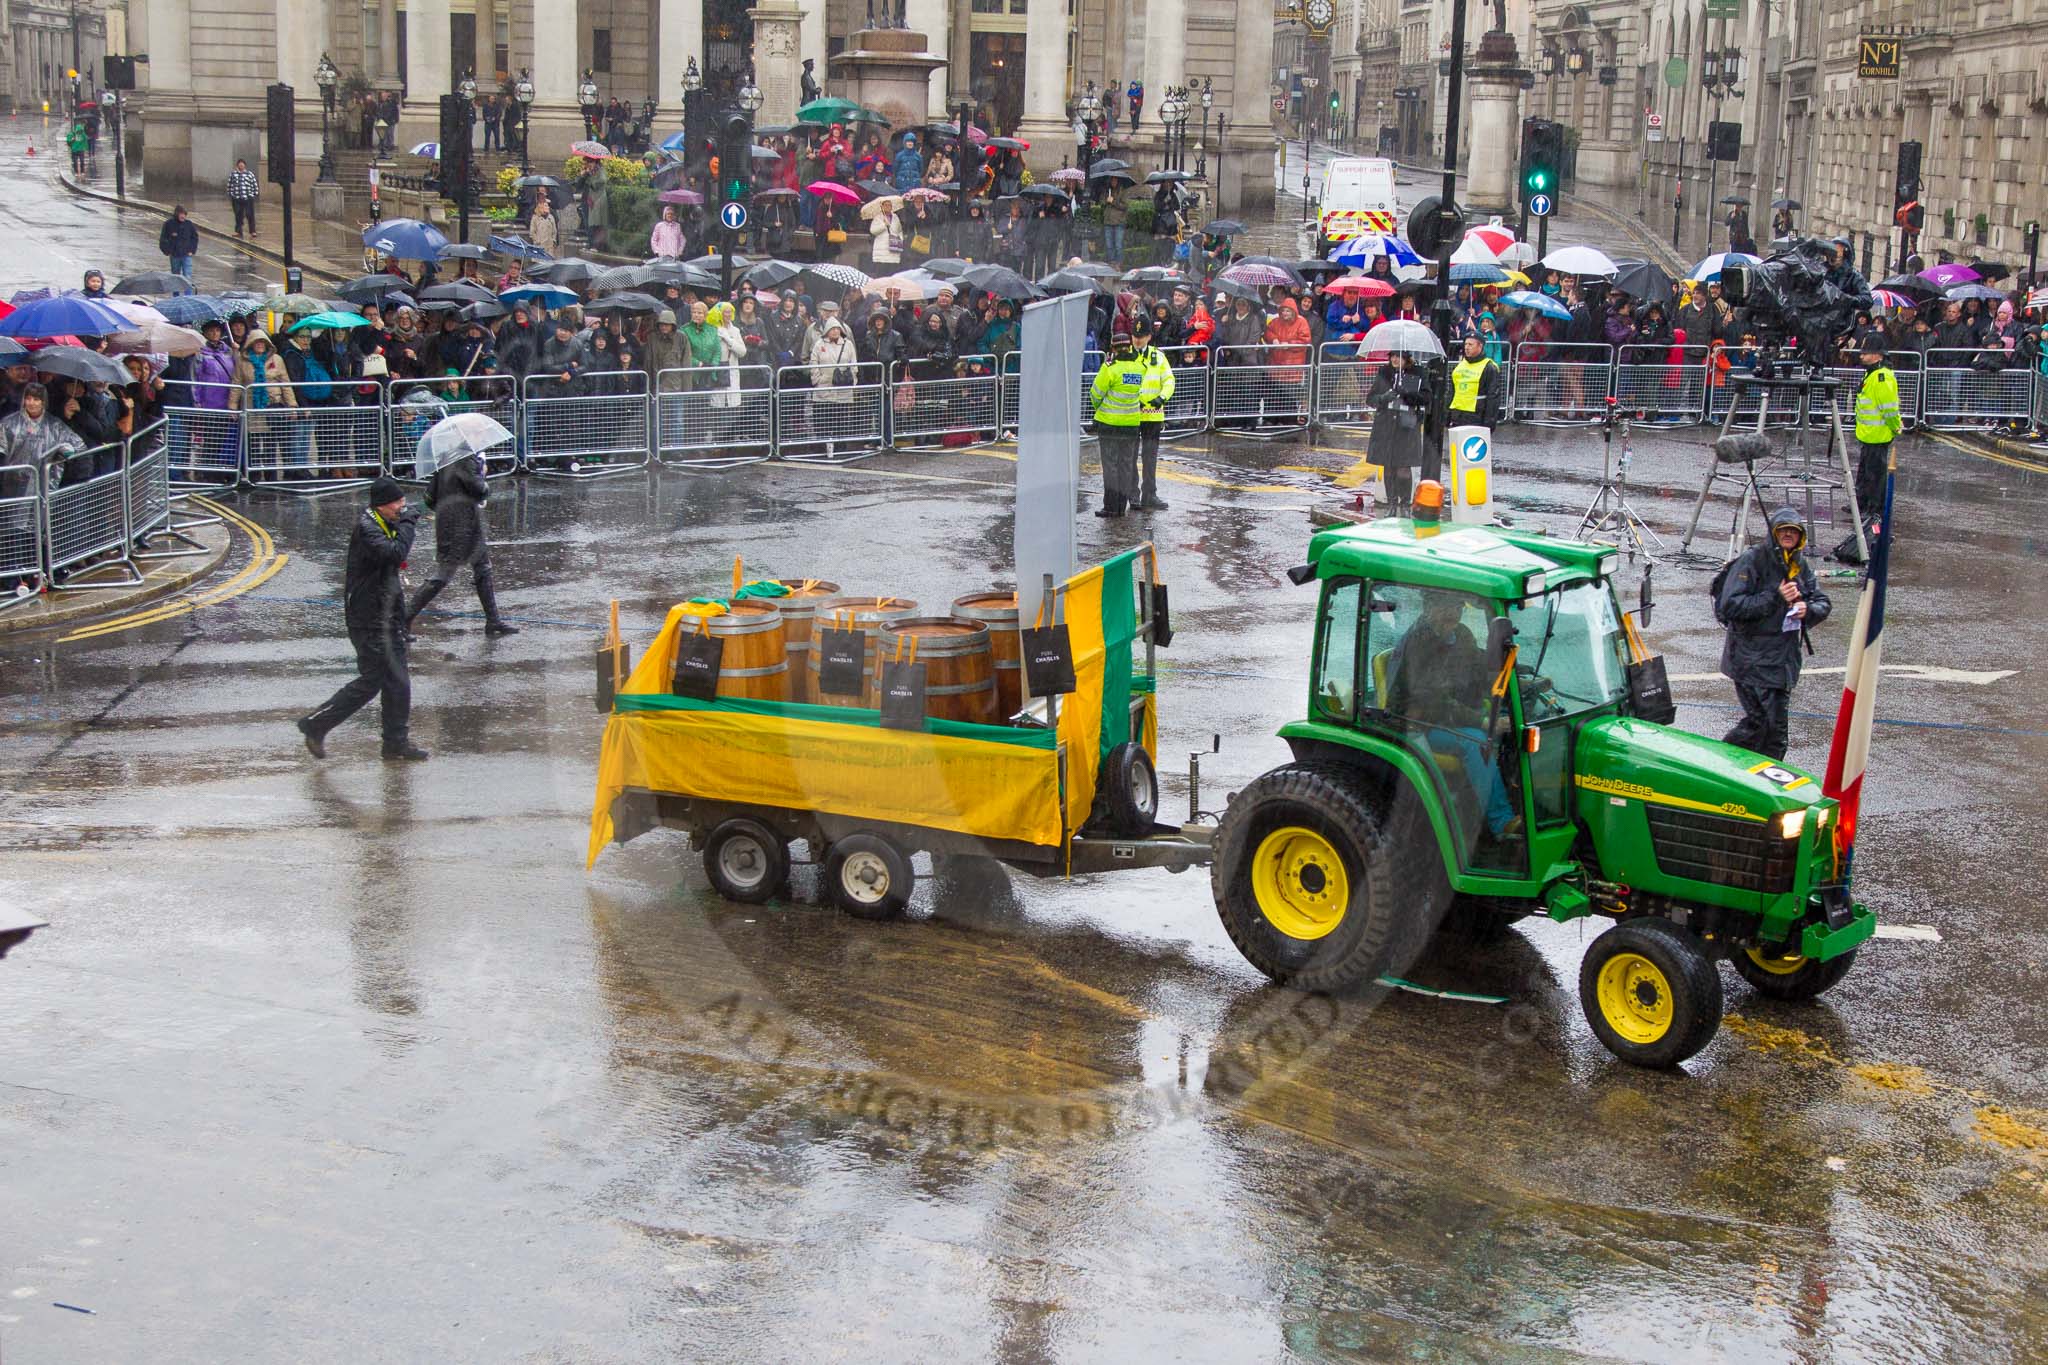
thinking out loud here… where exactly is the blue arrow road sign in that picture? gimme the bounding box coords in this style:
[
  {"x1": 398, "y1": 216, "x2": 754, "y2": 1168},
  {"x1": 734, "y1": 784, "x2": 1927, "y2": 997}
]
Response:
[
  {"x1": 720, "y1": 201, "x2": 749, "y2": 231},
  {"x1": 1528, "y1": 193, "x2": 1554, "y2": 218}
]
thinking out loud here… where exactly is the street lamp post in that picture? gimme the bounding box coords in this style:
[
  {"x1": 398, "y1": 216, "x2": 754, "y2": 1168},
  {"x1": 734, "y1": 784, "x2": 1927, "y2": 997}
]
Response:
[
  {"x1": 578, "y1": 71, "x2": 601, "y2": 140},
  {"x1": 1299, "y1": 75, "x2": 1319, "y2": 222},
  {"x1": 1078, "y1": 80, "x2": 1102, "y2": 201},
  {"x1": 1700, "y1": 45, "x2": 1743, "y2": 257},
  {"x1": 315, "y1": 52, "x2": 339, "y2": 184},
  {"x1": 456, "y1": 69, "x2": 479, "y2": 243},
  {"x1": 514, "y1": 69, "x2": 534, "y2": 177},
  {"x1": 722, "y1": 71, "x2": 762, "y2": 298},
  {"x1": 1195, "y1": 78, "x2": 1212, "y2": 179}
]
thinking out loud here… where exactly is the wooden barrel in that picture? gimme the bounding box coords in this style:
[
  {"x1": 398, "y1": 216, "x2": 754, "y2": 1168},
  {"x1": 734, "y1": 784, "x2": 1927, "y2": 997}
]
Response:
[
  {"x1": 951, "y1": 590, "x2": 1021, "y2": 720},
  {"x1": 771, "y1": 578, "x2": 841, "y2": 703},
  {"x1": 875, "y1": 617, "x2": 997, "y2": 725},
  {"x1": 707, "y1": 599, "x2": 789, "y2": 701},
  {"x1": 805, "y1": 595, "x2": 919, "y2": 708}
]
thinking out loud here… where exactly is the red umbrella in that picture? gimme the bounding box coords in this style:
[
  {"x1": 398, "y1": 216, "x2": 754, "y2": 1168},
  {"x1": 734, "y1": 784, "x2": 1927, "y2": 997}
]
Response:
[
  {"x1": 1321, "y1": 277, "x2": 1397, "y2": 298},
  {"x1": 806, "y1": 180, "x2": 861, "y2": 204}
]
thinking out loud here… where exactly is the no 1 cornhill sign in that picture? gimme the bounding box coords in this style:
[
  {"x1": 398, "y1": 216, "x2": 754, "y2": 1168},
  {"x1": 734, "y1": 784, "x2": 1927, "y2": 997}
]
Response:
[{"x1": 1858, "y1": 34, "x2": 1902, "y2": 79}]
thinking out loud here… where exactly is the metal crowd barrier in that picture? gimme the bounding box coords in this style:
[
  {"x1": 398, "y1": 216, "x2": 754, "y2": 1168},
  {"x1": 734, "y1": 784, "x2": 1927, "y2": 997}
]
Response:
[
  {"x1": 1157, "y1": 347, "x2": 1212, "y2": 440},
  {"x1": 1210, "y1": 344, "x2": 1313, "y2": 436},
  {"x1": 388, "y1": 375, "x2": 522, "y2": 479},
  {"x1": 165, "y1": 401, "x2": 245, "y2": 486},
  {"x1": 888, "y1": 354, "x2": 1003, "y2": 450},
  {"x1": 241, "y1": 381, "x2": 384, "y2": 492},
  {"x1": 0, "y1": 463, "x2": 41, "y2": 610},
  {"x1": 1511, "y1": 342, "x2": 1612, "y2": 424},
  {"x1": 1000, "y1": 351, "x2": 1022, "y2": 435},
  {"x1": 42, "y1": 444, "x2": 141, "y2": 591},
  {"x1": 656, "y1": 364, "x2": 776, "y2": 469},
  {"x1": 1310, "y1": 341, "x2": 1387, "y2": 432},
  {"x1": 1614, "y1": 344, "x2": 1709, "y2": 422},
  {"x1": 523, "y1": 370, "x2": 652, "y2": 478},
  {"x1": 1920, "y1": 349, "x2": 2033, "y2": 429},
  {"x1": 777, "y1": 361, "x2": 886, "y2": 465}
]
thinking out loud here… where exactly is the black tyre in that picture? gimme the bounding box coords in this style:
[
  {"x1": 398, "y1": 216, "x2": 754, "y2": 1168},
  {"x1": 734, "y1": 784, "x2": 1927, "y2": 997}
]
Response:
[
  {"x1": 823, "y1": 833, "x2": 914, "y2": 921},
  {"x1": 1097, "y1": 741, "x2": 1158, "y2": 837},
  {"x1": 701, "y1": 818, "x2": 790, "y2": 904},
  {"x1": 1211, "y1": 764, "x2": 1434, "y2": 993},
  {"x1": 1732, "y1": 945, "x2": 1857, "y2": 1001},
  {"x1": 1578, "y1": 919, "x2": 1724, "y2": 1068}
]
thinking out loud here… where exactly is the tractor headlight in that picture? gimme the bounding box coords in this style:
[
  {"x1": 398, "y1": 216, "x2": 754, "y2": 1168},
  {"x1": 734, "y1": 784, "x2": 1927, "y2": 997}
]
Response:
[
  {"x1": 1813, "y1": 805, "x2": 1830, "y2": 829},
  {"x1": 1775, "y1": 809, "x2": 1806, "y2": 841}
]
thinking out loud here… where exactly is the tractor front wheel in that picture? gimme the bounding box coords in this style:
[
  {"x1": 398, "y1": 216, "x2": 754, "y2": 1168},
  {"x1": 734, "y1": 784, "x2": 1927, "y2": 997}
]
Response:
[
  {"x1": 1578, "y1": 919, "x2": 1724, "y2": 1068},
  {"x1": 1732, "y1": 946, "x2": 1857, "y2": 1001}
]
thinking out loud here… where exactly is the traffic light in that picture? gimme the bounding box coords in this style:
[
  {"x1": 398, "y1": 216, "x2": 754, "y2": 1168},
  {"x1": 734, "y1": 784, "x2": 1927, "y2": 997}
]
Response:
[
  {"x1": 1520, "y1": 118, "x2": 1564, "y2": 203},
  {"x1": 721, "y1": 113, "x2": 752, "y2": 203},
  {"x1": 956, "y1": 135, "x2": 982, "y2": 194},
  {"x1": 1329, "y1": 91, "x2": 1340, "y2": 116},
  {"x1": 1894, "y1": 139, "x2": 1923, "y2": 233},
  {"x1": 265, "y1": 83, "x2": 296, "y2": 186}
]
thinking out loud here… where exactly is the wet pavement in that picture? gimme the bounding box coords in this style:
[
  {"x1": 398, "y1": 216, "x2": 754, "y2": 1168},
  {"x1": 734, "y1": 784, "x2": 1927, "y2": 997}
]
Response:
[{"x1": 5, "y1": 146, "x2": 2048, "y2": 1364}]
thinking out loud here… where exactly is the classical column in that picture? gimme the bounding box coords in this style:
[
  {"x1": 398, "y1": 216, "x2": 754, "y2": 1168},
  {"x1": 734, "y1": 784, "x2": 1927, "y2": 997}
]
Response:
[
  {"x1": 796, "y1": 0, "x2": 828, "y2": 99},
  {"x1": 140, "y1": 0, "x2": 196, "y2": 186},
  {"x1": 1224, "y1": 0, "x2": 1274, "y2": 211},
  {"x1": 274, "y1": 0, "x2": 320, "y2": 90},
  {"x1": 904, "y1": 0, "x2": 950, "y2": 118},
  {"x1": 407, "y1": 0, "x2": 452, "y2": 98},
  {"x1": 532, "y1": 1, "x2": 579, "y2": 104},
  {"x1": 378, "y1": 0, "x2": 401, "y2": 88},
  {"x1": 1016, "y1": 0, "x2": 1071, "y2": 166},
  {"x1": 657, "y1": 0, "x2": 702, "y2": 112},
  {"x1": 475, "y1": 0, "x2": 498, "y2": 81},
  {"x1": 1141, "y1": 0, "x2": 1185, "y2": 144}
]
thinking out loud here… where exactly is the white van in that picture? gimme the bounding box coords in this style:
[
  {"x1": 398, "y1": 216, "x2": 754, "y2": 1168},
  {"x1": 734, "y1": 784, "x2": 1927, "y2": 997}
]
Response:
[{"x1": 1317, "y1": 157, "x2": 1401, "y2": 256}]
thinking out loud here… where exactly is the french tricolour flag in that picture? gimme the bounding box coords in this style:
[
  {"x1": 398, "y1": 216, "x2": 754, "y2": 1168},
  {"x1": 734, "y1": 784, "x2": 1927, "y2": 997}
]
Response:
[{"x1": 1822, "y1": 471, "x2": 1894, "y2": 850}]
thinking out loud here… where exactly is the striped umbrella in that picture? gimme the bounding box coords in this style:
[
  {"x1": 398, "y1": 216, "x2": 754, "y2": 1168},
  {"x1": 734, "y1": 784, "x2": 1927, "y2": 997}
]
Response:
[
  {"x1": 1869, "y1": 288, "x2": 1916, "y2": 311},
  {"x1": 1330, "y1": 234, "x2": 1423, "y2": 268},
  {"x1": 1463, "y1": 225, "x2": 1519, "y2": 256},
  {"x1": 805, "y1": 262, "x2": 871, "y2": 290}
]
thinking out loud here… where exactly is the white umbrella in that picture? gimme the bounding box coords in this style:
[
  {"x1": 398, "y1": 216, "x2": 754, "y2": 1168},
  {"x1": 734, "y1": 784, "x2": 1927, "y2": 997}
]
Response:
[
  {"x1": 863, "y1": 270, "x2": 937, "y2": 300},
  {"x1": 104, "y1": 300, "x2": 206, "y2": 357},
  {"x1": 1450, "y1": 236, "x2": 1499, "y2": 265},
  {"x1": 1360, "y1": 319, "x2": 1444, "y2": 357},
  {"x1": 415, "y1": 411, "x2": 514, "y2": 477},
  {"x1": 1494, "y1": 240, "x2": 1539, "y2": 268},
  {"x1": 1541, "y1": 244, "x2": 1618, "y2": 277}
]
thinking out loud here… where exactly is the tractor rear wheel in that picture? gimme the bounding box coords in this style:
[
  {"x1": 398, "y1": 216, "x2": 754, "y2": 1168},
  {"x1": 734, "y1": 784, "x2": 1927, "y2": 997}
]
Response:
[
  {"x1": 1732, "y1": 946, "x2": 1857, "y2": 1001},
  {"x1": 1212, "y1": 764, "x2": 1432, "y2": 993},
  {"x1": 1579, "y1": 919, "x2": 1723, "y2": 1068}
]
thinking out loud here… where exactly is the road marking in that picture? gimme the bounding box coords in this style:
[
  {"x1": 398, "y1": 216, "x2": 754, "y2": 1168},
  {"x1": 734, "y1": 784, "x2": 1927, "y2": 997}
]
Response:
[
  {"x1": 1874, "y1": 924, "x2": 1943, "y2": 942},
  {"x1": 1669, "y1": 664, "x2": 2014, "y2": 685},
  {"x1": 1925, "y1": 429, "x2": 2048, "y2": 474},
  {"x1": 59, "y1": 496, "x2": 287, "y2": 642}
]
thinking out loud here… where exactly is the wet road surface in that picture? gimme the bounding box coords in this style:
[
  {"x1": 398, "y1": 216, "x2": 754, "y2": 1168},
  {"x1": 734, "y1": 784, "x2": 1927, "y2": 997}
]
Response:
[{"x1": 4, "y1": 147, "x2": 2048, "y2": 1363}]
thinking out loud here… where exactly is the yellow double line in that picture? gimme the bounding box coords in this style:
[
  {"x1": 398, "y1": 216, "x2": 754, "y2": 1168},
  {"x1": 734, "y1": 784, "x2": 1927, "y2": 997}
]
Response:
[
  {"x1": 1924, "y1": 429, "x2": 2048, "y2": 474},
  {"x1": 60, "y1": 496, "x2": 290, "y2": 642}
]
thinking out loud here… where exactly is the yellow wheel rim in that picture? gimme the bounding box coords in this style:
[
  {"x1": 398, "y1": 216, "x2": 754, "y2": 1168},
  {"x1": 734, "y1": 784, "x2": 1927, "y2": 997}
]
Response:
[
  {"x1": 1251, "y1": 826, "x2": 1350, "y2": 941},
  {"x1": 1595, "y1": 951, "x2": 1674, "y2": 1045},
  {"x1": 1745, "y1": 947, "x2": 1807, "y2": 976}
]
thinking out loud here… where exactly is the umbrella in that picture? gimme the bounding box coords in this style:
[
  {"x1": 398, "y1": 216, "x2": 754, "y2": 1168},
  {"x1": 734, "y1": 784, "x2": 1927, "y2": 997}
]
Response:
[
  {"x1": 409, "y1": 141, "x2": 441, "y2": 158},
  {"x1": 459, "y1": 300, "x2": 509, "y2": 322},
  {"x1": 1087, "y1": 157, "x2": 1131, "y2": 174},
  {"x1": 154, "y1": 294, "x2": 229, "y2": 325},
  {"x1": 1088, "y1": 169, "x2": 1137, "y2": 188},
  {"x1": 755, "y1": 187, "x2": 800, "y2": 199},
  {"x1": 30, "y1": 345, "x2": 133, "y2": 384},
  {"x1": 844, "y1": 108, "x2": 892, "y2": 125},
  {"x1": 1145, "y1": 170, "x2": 1192, "y2": 184},
  {"x1": 1360, "y1": 319, "x2": 1444, "y2": 357},
  {"x1": 1019, "y1": 184, "x2": 1068, "y2": 199},
  {"x1": 743, "y1": 260, "x2": 806, "y2": 288},
  {"x1": 104, "y1": 301, "x2": 203, "y2": 356},
  {"x1": 808, "y1": 180, "x2": 862, "y2": 204},
  {"x1": 530, "y1": 257, "x2": 601, "y2": 286},
  {"x1": 1494, "y1": 240, "x2": 1539, "y2": 268},
  {"x1": 1211, "y1": 276, "x2": 1265, "y2": 304},
  {"x1": 1463, "y1": 225, "x2": 1519, "y2": 256},
  {"x1": 903, "y1": 186, "x2": 950, "y2": 202},
  {"x1": 1609, "y1": 260, "x2": 1675, "y2": 304},
  {"x1": 1772, "y1": 197, "x2": 1802, "y2": 210},
  {"x1": 1449, "y1": 236, "x2": 1498, "y2": 265},
  {"x1": 1541, "y1": 244, "x2": 1618, "y2": 276},
  {"x1": 364, "y1": 218, "x2": 450, "y2": 261},
  {"x1": 1235, "y1": 255, "x2": 1308, "y2": 282},
  {"x1": 657, "y1": 188, "x2": 704, "y2": 205},
  {"x1": 1720, "y1": 194, "x2": 1751, "y2": 206},
  {"x1": 336, "y1": 274, "x2": 413, "y2": 303},
  {"x1": 1203, "y1": 219, "x2": 1248, "y2": 236},
  {"x1": 749, "y1": 144, "x2": 782, "y2": 161},
  {"x1": 659, "y1": 130, "x2": 692, "y2": 152},
  {"x1": 1498, "y1": 289, "x2": 1574, "y2": 321},
  {"x1": 110, "y1": 271, "x2": 194, "y2": 297},
  {"x1": 1331, "y1": 234, "x2": 1422, "y2": 268},
  {"x1": 6, "y1": 288, "x2": 51, "y2": 306},
  {"x1": 856, "y1": 178, "x2": 900, "y2": 199},
  {"x1": 1219, "y1": 261, "x2": 1300, "y2": 289},
  {"x1": 421, "y1": 280, "x2": 499, "y2": 304},
  {"x1": 585, "y1": 291, "x2": 665, "y2": 315},
  {"x1": 1688, "y1": 251, "x2": 1757, "y2": 282},
  {"x1": 375, "y1": 293, "x2": 418, "y2": 314},
  {"x1": 569, "y1": 139, "x2": 611, "y2": 159},
  {"x1": 1970, "y1": 261, "x2": 2012, "y2": 283},
  {"x1": 591, "y1": 265, "x2": 665, "y2": 293},
  {"x1": 1869, "y1": 289, "x2": 1916, "y2": 311},
  {"x1": 1321, "y1": 276, "x2": 1397, "y2": 298},
  {"x1": 1919, "y1": 263, "x2": 1981, "y2": 288},
  {"x1": 499, "y1": 283, "x2": 579, "y2": 307},
  {"x1": 1049, "y1": 167, "x2": 1086, "y2": 185},
  {"x1": 438, "y1": 243, "x2": 489, "y2": 261},
  {"x1": 864, "y1": 271, "x2": 936, "y2": 300},
  {"x1": 513, "y1": 174, "x2": 565, "y2": 190},
  {"x1": 488, "y1": 234, "x2": 553, "y2": 261},
  {"x1": 654, "y1": 261, "x2": 724, "y2": 291},
  {"x1": 1449, "y1": 263, "x2": 1509, "y2": 285},
  {"x1": 216, "y1": 292, "x2": 268, "y2": 316},
  {"x1": 416, "y1": 412, "x2": 515, "y2": 478},
  {"x1": 1062, "y1": 262, "x2": 1122, "y2": 279},
  {"x1": 1039, "y1": 270, "x2": 1109, "y2": 295},
  {"x1": 0, "y1": 294, "x2": 134, "y2": 338},
  {"x1": 416, "y1": 299, "x2": 463, "y2": 315},
  {"x1": 0, "y1": 337, "x2": 26, "y2": 362},
  {"x1": 921, "y1": 258, "x2": 974, "y2": 279},
  {"x1": 1944, "y1": 282, "x2": 2009, "y2": 302},
  {"x1": 986, "y1": 137, "x2": 1030, "y2": 151},
  {"x1": 1877, "y1": 272, "x2": 1940, "y2": 297},
  {"x1": 859, "y1": 194, "x2": 905, "y2": 220},
  {"x1": 287, "y1": 311, "x2": 372, "y2": 333},
  {"x1": 958, "y1": 264, "x2": 1039, "y2": 299},
  {"x1": 1123, "y1": 266, "x2": 1199, "y2": 287},
  {"x1": 796, "y1": 97, "x2": 865, "y2": 125},
  {"x1": 805, "y1": 262, "x2": 872, "y2": 290}
]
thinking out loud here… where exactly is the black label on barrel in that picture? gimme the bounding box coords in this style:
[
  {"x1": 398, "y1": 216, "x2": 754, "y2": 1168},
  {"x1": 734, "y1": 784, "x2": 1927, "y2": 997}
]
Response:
[
  {"x1": 816, "y1": 627, "x2": 866, "y2": 696},
  {"x1": 879, "y1": 660, "x2": 928, "y2": 730},
  {"x1": 1021, "y1": 623, "x2": 1077, "y2": 697},
  {"x1": 672, "y1": 632, "x2": 725, "y2": 701}
]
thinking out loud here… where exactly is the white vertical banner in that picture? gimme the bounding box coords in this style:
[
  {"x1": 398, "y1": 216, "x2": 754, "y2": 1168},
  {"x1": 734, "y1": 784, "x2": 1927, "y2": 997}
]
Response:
[{"x1": 1014, "y1": 290, "x2": 1088, "y2": 644}]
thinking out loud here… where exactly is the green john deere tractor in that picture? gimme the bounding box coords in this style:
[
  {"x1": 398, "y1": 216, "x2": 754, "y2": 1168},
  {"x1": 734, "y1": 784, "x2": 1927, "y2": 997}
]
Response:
[{"x1": 1210, "y1": 519, "x2": 1875, "y2": 1067}]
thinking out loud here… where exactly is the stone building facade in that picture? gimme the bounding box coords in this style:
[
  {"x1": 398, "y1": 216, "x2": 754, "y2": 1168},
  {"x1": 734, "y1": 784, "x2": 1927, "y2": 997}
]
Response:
[{"x1": 3, "y1": 0, "x2": 116, "y2": 114}]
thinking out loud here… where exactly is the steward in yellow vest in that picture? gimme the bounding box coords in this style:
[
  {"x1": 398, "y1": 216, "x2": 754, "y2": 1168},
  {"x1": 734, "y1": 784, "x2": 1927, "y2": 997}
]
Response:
[{"x1": 1447, "y1": 334, "x2": 1503, "y2": 428}]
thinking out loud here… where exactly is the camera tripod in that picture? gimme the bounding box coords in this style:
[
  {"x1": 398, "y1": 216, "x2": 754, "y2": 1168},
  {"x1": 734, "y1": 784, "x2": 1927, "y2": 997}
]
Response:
[
  {"x1": 1578, "y1": 397, "x2": 1664, "y2": 559},
  {"x1": 1680, "y1": 370, "x2": 1868, "y2": 563}
]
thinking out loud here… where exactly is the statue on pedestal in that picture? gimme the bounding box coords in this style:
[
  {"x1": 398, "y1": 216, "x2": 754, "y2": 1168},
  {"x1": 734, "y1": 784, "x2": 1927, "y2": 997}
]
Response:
[{"x1": 801, "y1": 59, "x2": 821, "y2": 105}]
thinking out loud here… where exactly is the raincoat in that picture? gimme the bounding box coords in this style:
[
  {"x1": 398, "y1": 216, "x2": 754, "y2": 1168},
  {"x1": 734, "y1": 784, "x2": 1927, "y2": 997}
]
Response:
[
  {"x1": 190, "y1": 339, "x2": 238, "y2": 409},
  {"x1": 891, "y1": 141, "x2": 924, "y2": 193},
  {"x1": 1716, "y1": 508, "x2": 1833, "y2": 692}
]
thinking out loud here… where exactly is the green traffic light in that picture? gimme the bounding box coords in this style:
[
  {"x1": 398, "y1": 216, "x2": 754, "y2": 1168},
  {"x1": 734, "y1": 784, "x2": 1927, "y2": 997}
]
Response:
[{"x1": 1526, "y1": 170, "x2": 1550, "y2": 192}]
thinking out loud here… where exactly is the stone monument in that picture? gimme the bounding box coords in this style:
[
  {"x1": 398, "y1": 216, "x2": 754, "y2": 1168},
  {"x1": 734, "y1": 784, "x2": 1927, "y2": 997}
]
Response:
[
  {"x1": 827, "y1": 28, "x2": 946, "y2": 132},
  {"x1": 748, "y1": 5, "x2": 808, "y2": 125},
  {"x1": 1464, "y1": 28, "x2": 1524, "y2": 216}
]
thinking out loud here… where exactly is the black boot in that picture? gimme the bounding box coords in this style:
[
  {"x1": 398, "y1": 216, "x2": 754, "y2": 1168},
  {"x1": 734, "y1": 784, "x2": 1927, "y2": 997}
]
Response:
[
  {"x1": 475, "y1": 565, "x2": 520, "y2": 635},
  {"x1": 295, "y1": 718, "x2": 327, "y2": 759},
  {"x1": 383, "y1": 741, "x2": 430, "y2": 761}
]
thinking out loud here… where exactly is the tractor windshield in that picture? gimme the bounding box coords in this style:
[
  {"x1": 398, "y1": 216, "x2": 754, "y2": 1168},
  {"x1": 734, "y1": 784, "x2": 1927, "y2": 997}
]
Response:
[{"x1": 1508, "y1": 582, "x2": 1630, "y2": 719}]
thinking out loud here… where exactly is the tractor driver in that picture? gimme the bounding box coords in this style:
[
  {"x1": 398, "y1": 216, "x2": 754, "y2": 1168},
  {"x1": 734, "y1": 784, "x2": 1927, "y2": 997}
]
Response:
[{"x1": 1385, "y1": 592, "x2": 1519, "y2": 842}]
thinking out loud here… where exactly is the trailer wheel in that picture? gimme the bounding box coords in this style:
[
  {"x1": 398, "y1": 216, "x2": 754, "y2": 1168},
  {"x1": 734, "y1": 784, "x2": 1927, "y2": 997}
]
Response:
[
  {"x1": 1732, "y1": 946, "x2": 1857, "y2": 1001},
  {"x1": 1097, "y1": 742, "x2": 1158, "y2": 838},
  {"x1": 1211, "y1": 764, "x2": 1423, "y2": 993},
  {"x1": 702, "y1": 818, "x2": 790, "y2": 904},
  {"x1": 1579, "y1": 919, "x2": 1723, "y2": 1068},
  {"x1": 825, "y1": 834, "x2": 913, "y2": 921}
]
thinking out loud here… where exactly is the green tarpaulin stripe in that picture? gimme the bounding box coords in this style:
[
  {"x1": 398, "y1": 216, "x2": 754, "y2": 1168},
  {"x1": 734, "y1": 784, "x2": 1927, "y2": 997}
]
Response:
[{"x1": 613, "y1": 691, "x2": 1058, "y2": 749}]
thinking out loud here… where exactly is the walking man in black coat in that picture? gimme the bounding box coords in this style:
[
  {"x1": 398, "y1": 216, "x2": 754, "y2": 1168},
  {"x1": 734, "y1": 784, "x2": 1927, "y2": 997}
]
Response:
[
  {"x1": 296, "y1": 476, "x2": 430, "y2": 761},
  {"x1": 404, "y1": 453, "x2": 518, "y2": 635},
  {"x1": 1715, "y1": 506, "x2": 1832, "y2": 760}
]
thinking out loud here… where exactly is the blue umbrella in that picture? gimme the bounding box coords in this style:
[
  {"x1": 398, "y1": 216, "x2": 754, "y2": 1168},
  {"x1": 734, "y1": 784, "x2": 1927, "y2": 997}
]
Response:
[
  {"x1": 1688, "y1": 251, "x2": 1757, "y2": 282},
  {"x1": 499, "y1": 283, "x2": 578, "y2": 306},
  {"x1": 409, "y1": 140, "x2": 441, "y2": 158},
  {"x1": 1498, "y1": 289, "x2": 1574, "y2": 322},
  {"x1": 1331, "y1": 234, "x2": 1423, "y2": 268},
  {"x1": 0, "y1": 293, "x2": 134, "y2": 338},
  {"x1": 363, "y1": 218, "x2": 450, "y2": 261},
  {"x1": 154, "y1": 294, "x2": 230, "y2": 325},
  {"x1": 660, "y1": 130, "x2": 690, "y2": 153},
  {"x1": 8, "y1": 287, "x2": 53, "y2": 306},
  {"x1": 1448, "y1": 263, "x2": 1509, "y2": 285},
  {"x1": 488, "y1": 233, "x2": 553, "y2": 261}
]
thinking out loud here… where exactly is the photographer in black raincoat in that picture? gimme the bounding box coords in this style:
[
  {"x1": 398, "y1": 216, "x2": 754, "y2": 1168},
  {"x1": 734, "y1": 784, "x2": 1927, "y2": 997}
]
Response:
[
  {"x1": 1367, "y1": 351, "x2": 1436, "y2": 509},
  {"x1": 1716, "y1": 507, "x2": 1832, "y2": 760},
  {"x1": 296, "y1": 477, "x2": 430, "y2": 761},
  {"x1": 405, "y1": 452, "x2": 518, "y2": 637}
]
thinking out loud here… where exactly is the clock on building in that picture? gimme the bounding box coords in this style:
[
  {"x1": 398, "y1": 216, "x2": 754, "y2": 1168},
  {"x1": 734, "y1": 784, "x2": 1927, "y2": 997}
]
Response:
[{"x1": 1304, "y1": 0, "x2": 1335, "y2": 38}]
